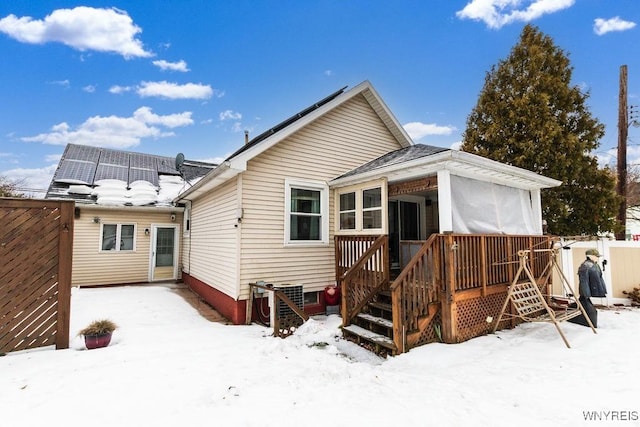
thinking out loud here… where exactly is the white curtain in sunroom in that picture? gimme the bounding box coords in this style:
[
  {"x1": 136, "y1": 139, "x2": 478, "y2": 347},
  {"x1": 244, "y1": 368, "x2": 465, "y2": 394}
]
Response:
[{"x1": 450, "y1": 175, "x2": 538, "y2": 235}]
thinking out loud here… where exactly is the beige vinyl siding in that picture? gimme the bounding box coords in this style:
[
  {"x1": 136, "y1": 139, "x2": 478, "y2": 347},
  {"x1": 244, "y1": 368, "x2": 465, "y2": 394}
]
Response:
[
  {"x1": 181, "y1": 234, "x2": 191, "y2": 273},
  {"x1": 153, "y1": 266, "x2": 175, "y2": 281},
  {"x1": 188, "y1": 176, "x2": 239, "y2": 298},
  {"x1": 238, "y1": 94, "x2": 403, "y2": 298},
  {"x1": 72, "y1": 207, "x2": 181, "y2": 286}
]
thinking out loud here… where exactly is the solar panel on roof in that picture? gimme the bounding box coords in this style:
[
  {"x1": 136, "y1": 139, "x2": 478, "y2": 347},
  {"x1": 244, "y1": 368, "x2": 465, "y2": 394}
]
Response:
[
  {"x1": 65, "y1": 144, "x2": 101, "y2": 162},
  {"x1": 129, "y1": 168, "x2": 158, "y2": 186},
  {"x1": 130, "y1": 153, "x2": 156, "y2": 170},
  {"x1": 157, "y1": 157, "x2": 180, "y2": 175},
  {"x1": 99, "y1": 149, "x2": 129, "y2": 166},
  {"x1": 54, "y1": 159, "x2": 96, "y2": 184},
  {"x1": 95, "y1": 164, "x2": 129, "y2": 182}
]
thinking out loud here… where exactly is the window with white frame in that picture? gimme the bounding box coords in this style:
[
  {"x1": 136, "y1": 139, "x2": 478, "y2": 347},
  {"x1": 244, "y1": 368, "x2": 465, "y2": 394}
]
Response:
[
  {"x1": 337, "y1": 185, "x2": 384, "y2": 232},
  {"x1": 339, "y1": 192, "x2": 356, "y2": 230},
  {"x1": 101, "y1": 223, "x2": 135, "y2": 251},
  {"x1": 285, "y1": 179, "x2": 329, "y2": 245},
  {"x1": 363, "y1": 187, "x2": 382, "y2": 229}
]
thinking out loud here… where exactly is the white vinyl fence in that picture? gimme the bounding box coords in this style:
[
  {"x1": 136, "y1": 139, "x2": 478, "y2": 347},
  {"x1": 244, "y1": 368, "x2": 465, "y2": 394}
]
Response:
[{"x1": 553, "y1": 238, "x2": 640, "y2": 306}]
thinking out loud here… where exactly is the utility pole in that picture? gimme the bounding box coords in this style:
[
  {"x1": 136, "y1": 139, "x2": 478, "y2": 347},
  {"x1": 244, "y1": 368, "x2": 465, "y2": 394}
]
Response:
[{"x1": 616, "y1": 65, "x2": 628, "y2": 240}]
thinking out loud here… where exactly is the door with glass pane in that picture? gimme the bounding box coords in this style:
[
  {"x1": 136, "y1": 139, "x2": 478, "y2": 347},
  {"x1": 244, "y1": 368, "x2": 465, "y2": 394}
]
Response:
[
  {"x1": 389, "y1": 200, "x2": 421, "y2": 271},
  {"x1": 151, "y1": 225, "x2": 178, "y2": 281}
]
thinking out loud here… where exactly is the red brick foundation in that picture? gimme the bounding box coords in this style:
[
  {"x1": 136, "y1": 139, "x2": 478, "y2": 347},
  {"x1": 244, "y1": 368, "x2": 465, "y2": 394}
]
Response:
[
  {"x1": 182, "y1": 272, "x2": 247, "y2": 325},
  {"x1": 182, "y1": 272, "x2": 333, "y2": 324}
]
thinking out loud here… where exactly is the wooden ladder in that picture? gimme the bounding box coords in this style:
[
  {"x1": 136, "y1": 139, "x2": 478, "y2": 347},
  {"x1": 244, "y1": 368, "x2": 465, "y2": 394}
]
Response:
[{"x1": 493, "y1": 248, "x2": 597, "y2": 348}]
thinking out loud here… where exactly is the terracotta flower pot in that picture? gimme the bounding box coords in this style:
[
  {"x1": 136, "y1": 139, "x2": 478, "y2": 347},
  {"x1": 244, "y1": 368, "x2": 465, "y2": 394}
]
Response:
[{"x1": 84, "y1": 332, "x2": 112, "y2": 350}]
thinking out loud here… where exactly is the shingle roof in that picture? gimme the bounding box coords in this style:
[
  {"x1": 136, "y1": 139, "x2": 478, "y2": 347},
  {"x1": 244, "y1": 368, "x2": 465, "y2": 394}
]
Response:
[{"x1": 335, "y1": 144, "x2": 449, "y2": 180}]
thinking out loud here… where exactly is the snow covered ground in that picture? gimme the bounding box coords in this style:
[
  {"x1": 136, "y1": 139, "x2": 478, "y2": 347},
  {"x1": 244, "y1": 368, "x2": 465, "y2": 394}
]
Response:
[{"x1": 2, "y1": 285, "x2": 639, "y2": 427}]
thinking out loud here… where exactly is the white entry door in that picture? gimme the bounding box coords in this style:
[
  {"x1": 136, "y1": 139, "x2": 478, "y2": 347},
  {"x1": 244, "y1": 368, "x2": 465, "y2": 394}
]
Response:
[{"x1": 150, "y1": 225, "x2": 179, "y2": 281}]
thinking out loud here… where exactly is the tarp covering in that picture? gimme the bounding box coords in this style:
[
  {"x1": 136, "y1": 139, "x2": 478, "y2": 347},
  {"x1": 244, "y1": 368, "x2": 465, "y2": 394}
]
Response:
[{"x1": 450, "y1": 175, "x2": 539, "y2": 235}]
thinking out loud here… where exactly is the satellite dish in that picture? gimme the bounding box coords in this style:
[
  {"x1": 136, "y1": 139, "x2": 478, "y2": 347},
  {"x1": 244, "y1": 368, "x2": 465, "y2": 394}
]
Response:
[{"x1": 175, "y1": 153, "x2": 185, "y2": 171}]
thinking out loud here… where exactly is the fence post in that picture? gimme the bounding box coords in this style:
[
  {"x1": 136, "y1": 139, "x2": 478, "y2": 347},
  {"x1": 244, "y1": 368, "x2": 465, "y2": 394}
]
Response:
[
  {"x1": 56, "y1": 201, "x2": 74, "y2": 349},
  {"x1": 440, "y1": 234, "x2": 458, "y2": 343}
]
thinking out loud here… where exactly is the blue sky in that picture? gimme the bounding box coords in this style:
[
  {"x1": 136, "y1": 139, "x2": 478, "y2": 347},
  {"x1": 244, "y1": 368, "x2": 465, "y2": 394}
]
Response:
[{"x1": 1, "y1": 1, "x2": 638, "y2": 195}]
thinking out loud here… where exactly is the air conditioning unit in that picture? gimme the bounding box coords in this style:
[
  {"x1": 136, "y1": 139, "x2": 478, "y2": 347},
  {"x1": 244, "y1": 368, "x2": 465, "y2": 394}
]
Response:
[{"x1": 269, "y1": 284, "x2": 304, "y2": 325}]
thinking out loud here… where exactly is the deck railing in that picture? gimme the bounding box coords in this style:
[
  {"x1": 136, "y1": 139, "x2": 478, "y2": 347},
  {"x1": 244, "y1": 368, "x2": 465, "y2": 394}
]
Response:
[
  {"x1": 390, "y1": 234, "x2": 443, "y2": 353},
  {"x1": 335, "y1": 235, "x2": 389, "y2": 326},
  {"x1": 336, "y1": 233, "x2": 556, "y2": 352},
  {"x1": 449, "y1": 234, "x2": 554, "y2": 293}
]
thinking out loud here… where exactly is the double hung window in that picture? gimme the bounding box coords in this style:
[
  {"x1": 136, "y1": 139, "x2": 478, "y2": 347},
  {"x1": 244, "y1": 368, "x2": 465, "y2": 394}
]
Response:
[{"x1": 285, "y1": 179, "x2": 329, "y2": 245}]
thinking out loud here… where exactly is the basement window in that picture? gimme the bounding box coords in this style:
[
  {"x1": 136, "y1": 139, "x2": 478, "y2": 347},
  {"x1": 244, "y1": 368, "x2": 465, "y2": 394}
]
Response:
[{"x1": 304, "y1": 291, "x2": 320, "y2": 306}]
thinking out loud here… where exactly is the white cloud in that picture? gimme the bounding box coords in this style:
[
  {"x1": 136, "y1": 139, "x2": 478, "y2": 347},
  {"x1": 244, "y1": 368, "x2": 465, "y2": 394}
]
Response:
[
  {"x1": 49, "y1": 79, "x2": 70, "y2": 88},
  {"x1": 152, "y1": 59, "x2": 190, "y2": 72},
  {"x1": 136, "y1": 81, "x2": 214, "y2": 100},
  {"x1": 83, "y1": 85, "x2": 95, "y2": 93},
  {"x1": 456, "y1": 0, "x2": 575, "y2": 29},
  {"x1": 324, "y1": 70, "x2": 334, "y2": 76},
  {"x1": 219, "y1": 110, "x2": 242, "y2": 121},
  {"x1": 1, "y1": 163, "x2": 58, "y2": 197},
  {"x1": 0, "y1": 6, "x2": 152, "y2": 58},
  {"x1": 132, "y1": 106, "x2": 193, "y2": 128},
  {"x1": 594, "y1": 17, "x2": 636, "y2": 36},
  {"x1": 21, "y1": 106, "x2": 193, "y2": 149},
  {"x1": 45, "y1": 153, "x2": 62, "y2": 163},
  {"x1": 403, "y1": 122, "x2": 456, "y2": 140},
  {"x1": 109, "y1": 85, "x2": 133, "y2": 94},
  {"x1": 198, "y1": 155, "x2": 228, "y2": 165}
]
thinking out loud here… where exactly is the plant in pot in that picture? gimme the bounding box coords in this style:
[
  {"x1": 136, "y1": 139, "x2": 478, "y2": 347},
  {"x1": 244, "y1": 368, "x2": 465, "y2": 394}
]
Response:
[{"x1": 78, "y1": 319, "x2": 117, "y2": 350}]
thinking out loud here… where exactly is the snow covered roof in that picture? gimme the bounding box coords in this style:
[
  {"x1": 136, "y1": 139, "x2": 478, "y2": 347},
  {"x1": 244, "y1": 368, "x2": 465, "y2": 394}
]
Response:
[{"x1": 46, "y1": 144, "x2": 216, "y2": 207}]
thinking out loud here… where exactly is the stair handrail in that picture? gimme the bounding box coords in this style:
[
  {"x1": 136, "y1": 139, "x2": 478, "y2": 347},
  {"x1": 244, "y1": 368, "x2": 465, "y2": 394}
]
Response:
[
  {"x1": 389, "y1": 233, "x2": 439, "y2": 291},
  {"x1": 339, "y1": 234, "x2": 389, "y2": 326},
  {"x1": 340, "y1": 234, "x2": 387, "y2": 283},
  {"x1": 389, "y1": 234, "x2": 441, "y2": 353}
]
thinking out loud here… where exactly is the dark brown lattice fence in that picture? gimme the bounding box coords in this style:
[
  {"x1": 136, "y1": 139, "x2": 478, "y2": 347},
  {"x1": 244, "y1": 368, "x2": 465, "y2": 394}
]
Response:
[{"x1": 0, "y1": 198, "x2": 74, "y2": 354}]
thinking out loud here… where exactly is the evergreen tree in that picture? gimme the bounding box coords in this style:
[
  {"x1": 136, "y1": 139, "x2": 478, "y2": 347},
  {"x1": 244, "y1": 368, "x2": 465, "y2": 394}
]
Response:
[{"x1": 461, "y1": 24, "x2": 621, "y2": 236}]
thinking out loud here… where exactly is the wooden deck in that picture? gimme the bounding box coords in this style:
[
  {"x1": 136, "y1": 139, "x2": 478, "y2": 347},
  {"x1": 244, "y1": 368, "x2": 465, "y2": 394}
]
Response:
[{"x1": 335, "y1": 233, "x2": 557, "y2": 355}]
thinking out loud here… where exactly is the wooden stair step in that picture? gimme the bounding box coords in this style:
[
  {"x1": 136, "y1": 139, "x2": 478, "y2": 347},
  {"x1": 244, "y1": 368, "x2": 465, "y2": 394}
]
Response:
[
  {"x1": 368, "y1": 301, "x2": 392, "y2": 312},
  {"x1": 357, "y1": 313, "x2": 393, "y2": 329},
  {"x1": 343, "y1": 324, "x2": 396, "y2": 351}
]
